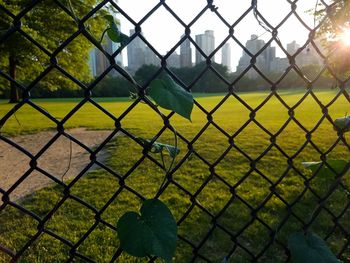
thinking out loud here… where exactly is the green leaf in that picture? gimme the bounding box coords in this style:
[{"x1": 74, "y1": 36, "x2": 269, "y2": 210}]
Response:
[
  {"x1": 164, "y1": 144, "x2": 180, "y2": 158},
  {"x1": 104, "y1": 15, "x2": 120, "y2": 26},
  {"x1": 151, "y1": 141, "x2": 180, "y2": 158},
  {"x1": 148, "y1": 75, "x2": 194, "y2": 120},
  {"x1": 104, "y1": 15, "x2": 115, "y2": 25},
  {"x1": 139, "y1": 138, "x2": 180, "y2": 158},
  {"x1": 334, "y1": 116, "x2": 350, "y2": 133},
  {"x1": 288, "y1": 232, "x2": 340, "y2": 263},
  {"x1": 104, "y1": 15, "x2": 129, "y2": 45},
  {"x1": 106, "y1": 28, "x2": 120, "y2": 42},
  {"x1": 302, "y1": 160, "x2": 348, "y2": 179},
  {"x1": 119, "y1": 32, "x2": 130, "y2": 46},
  {"x1": 117, "y1": 199, "x2": 177, "y2": 262}
]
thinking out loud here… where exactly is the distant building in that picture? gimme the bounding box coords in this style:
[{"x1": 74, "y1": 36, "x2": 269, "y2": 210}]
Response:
[
  {"x1": 127, "y1": 29, "x2": 146, "y2": 74},
  {"x1": 236, "y1": 35, "x2": 323, "y2": 77},
  {"x1": 221, "y1": 43, "x2": 231, "y2": 71},
  {"x1": 89, "y1": 49, "x2": 97, "y2": 76},
  {"x1": 168, "y1": 52, "x2": 180, "y2": 68},
  {"x1": 270, "y1": 57, "x2": 289, "y2": 73},
  {"x1": 89, "y1": 11, "x2": 123, "y2": 77},
  {"x1": 262, "y1": 45, "x2": 276, "y2": 72},
  {"x1": 236, "y1": 34, "x2": 275, "y2": 78},
  {"x1": 144, "y1": 46, "x2": 159, "y2": 67},
  {"x1": 94, "y1": 37, "x2": 122, "y2": 76},
  {"x1": 180, "y1": 35, "x2": 192, "y2": 67},
  {"x1": 287, "y1": 40, "x2": 300, "y2": 55},
  {"x1": 90, "y1": 34, "x2": 124, "y2": 77},
  {"x1": 195, "y1": 30, "x2": 215, "y2": 64}
]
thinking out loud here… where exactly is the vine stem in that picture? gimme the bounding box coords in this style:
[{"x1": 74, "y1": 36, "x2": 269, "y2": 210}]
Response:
[
  {"x1": 116, "y1": 68, "x2": 180, "y2": 200},
  {"x1": 304, "y1": 151, "x2": 350, "y2": 232},
  {"x1": 99, "y1": 28, "x2": 110, "y2": 44},
  {"x1": 154, "y1": 125, "x2": 178, "y2": 198},
  {"x1": 85, "y1": 10, "x2": 181, "y2": 201}
]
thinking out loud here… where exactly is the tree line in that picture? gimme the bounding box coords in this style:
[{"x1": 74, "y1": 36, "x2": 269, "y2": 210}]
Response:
[{"x1": 0, "y1": 62, "x2": 338, "y2": 99}]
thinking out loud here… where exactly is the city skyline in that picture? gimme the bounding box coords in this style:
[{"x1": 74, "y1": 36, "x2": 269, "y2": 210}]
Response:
[
  {"x1": 90, "y1": 29, "x2": 324, "y2": 76},
  {"x1": 117, "y1": 0, "x2": 320, "y2": 71}
]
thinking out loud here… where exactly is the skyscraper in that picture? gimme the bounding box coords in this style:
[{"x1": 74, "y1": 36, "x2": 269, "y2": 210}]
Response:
[
  {"x1": 287, "y1": 40, "x2": 300, "y2": 55},
  {"x1": 180, "y1": 35, "x2": 192, "y2": 67},
  {"x1": 144, "y1": 46, "x2": 159, "y2": 66},
  {"x1": 95, "y1": 37, "x2": 115, "y2": 76},
  {"x1": 89, "y1": 14, "x2": 123, "y2": 77},
  {"x1": 195, "y1": 30, "x2": 215, "y2": 64},
  {"x1": 262, "y1": 45, "x2": 276, "y2": 71},
  {"x1": 237, "y1": 34, "x2": 276, "y2": 78},
  {"x1": 237, "y1": 34, "x2": 265, "y2": 77},
  {"x1": 127, "y1": 29, "x2": 146, "y2": 74},
  {"x1": 168, "y1": 52, "x2": 180, "y2": 68},
  {"x1": 221, "y1": 43, "x2": 231, "y2": 71}
]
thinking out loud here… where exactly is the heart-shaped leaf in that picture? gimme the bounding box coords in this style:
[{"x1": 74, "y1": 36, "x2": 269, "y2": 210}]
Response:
[
  {"x1": 288, "y1": 232, "x2": 340, "y2": 263},
  {"x1": 104, "y1": 15, "x2": 129, "y2": 46},
  {"x1": 117, "y1": 199, "x2": 177, "y2": 262},
  {"x1": 302, "y1": 160, "x2": 348, "y2": 179},
  {"x1": 334, "y1": 116, "x2": 350, "y2": 133},
  {"x1": 148, "y1": 75, "x2": 194, "y2": 120}
]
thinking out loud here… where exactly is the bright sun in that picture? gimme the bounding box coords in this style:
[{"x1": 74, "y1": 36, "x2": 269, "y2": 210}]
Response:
[{"x1": 340, "y1": 30, "x2": 350, "y2": 46}]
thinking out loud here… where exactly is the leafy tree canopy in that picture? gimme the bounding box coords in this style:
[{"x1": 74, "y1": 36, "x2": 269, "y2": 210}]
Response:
[
  {"x1": 0, "y1": 0, "x2": 108, "y2": 102},
  {"x1": 316, "y1": 0, "x2": 350, "y2": 78}
]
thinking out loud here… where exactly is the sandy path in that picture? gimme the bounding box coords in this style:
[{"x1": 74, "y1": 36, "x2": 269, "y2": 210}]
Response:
[{"x1": 0, "y1": 128, "x2": 115, "y2": 201}]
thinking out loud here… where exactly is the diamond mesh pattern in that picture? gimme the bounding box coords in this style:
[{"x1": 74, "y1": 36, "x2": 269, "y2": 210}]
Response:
[{"x1": 1, "y1": 0, "x2": 350, "y2": 262}]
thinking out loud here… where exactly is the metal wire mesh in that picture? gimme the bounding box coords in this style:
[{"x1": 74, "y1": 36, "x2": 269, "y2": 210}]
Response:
[{"x1": 1, "y1": 0, "x2": 350, "y2": 262}]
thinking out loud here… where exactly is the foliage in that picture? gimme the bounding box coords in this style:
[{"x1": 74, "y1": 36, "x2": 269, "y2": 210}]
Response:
[
  {"x1": 288, "y1": 232, "x2": 340, "y2": 263},
  {"x1": 148, "y1": 75, "x2": 194, "y2": 120},
  {"x1": 134, "y1": 64, "x2": 160, "y2": 86},
  {"x1": 302, "y1": 160, "x2": 348, "y2": 180},
  {"x1": 92, "y1": 76, "x2": 134, "y2": 97},
  {"x1": 288, "y1": 115, "x2": 349, "y2": 262},
  {"x1": 117, "y1": 199, "x2": 177, "y2": 262},
  {"x1": 101, "y1": 17, "x2": 192, "y2": 261},
  {"x1": 171, "y1": 62, "x2": 230, "y2": 92},
  {"x1": 138, "y1": 138, "x2": 180, "y2": 158},
  {"x1": 104, "y1": 15, "x2": 129, "y2": 47},
  {"x1": 133, "y1": 63, "x2": 336, "y2": 94},
  {"x1": 0, "y1": 0, "x2": 107, "y2": 101},
  {"x1": 334, "y1": 116, "x2": 350, "y2": 132},
  {"x1": 316, "y1": 1, "x2": 350, "y2": 40},
  {"x1": 316, "y1": 0, "x2": 350, "y2": 77}
]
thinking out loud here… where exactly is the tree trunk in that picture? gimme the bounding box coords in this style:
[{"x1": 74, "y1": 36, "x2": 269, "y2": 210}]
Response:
[{"x1": 9, "y1": 55, "x2": 19, "y2": 103}]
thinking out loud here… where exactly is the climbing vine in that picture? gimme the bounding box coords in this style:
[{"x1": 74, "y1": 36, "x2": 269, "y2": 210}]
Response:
[
  {"x1": 101, "y1": 15, "x2": 194, "y2": 262},
  {"x1": 288, "y1": 116, "x2": 349, "y2": 263}
]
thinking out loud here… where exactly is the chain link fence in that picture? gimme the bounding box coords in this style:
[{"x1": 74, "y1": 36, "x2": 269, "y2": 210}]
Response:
[{"x1": 1, "y1": 0, "x2": 350, "y2": 262}]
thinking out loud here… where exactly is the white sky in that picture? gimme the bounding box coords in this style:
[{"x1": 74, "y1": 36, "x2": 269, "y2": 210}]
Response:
[{"x1": 116, "y1": 0, "x2": 323, "y2": 71}]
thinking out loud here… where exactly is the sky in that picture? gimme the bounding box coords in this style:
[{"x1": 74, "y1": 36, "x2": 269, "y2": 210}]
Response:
[{"x1": 116, "y1": 0, "x2": 326, "y2": 71}]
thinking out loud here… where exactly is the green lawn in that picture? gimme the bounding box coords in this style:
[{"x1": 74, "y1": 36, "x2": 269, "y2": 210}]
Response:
[{"x1": 0, "y1": 89, "x2": 350, "y2": 262}]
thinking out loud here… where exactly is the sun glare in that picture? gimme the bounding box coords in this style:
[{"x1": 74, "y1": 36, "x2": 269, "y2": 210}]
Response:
[{"x1": 340, "y1": 30, "x2": 350, "y2": 46}]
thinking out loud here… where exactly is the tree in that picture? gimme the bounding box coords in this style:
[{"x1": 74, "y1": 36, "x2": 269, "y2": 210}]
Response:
[
  {"x1": 171, "y1": 62, "x2": 230, "y2": 93},
  {"x1": 316, "y1": 0, "x2": 350, "y2": 79},
  {"x1": 134, "y1": 64, "x2": 160, "y2": 86},
  {"x1": 0, "y1": 0, "x2": 106, "y2": 103}
]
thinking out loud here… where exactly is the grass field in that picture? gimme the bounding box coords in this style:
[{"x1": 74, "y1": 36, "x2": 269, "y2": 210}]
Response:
[{"x1": 0, "y1": 89, "x2": 350, "y2": 262}]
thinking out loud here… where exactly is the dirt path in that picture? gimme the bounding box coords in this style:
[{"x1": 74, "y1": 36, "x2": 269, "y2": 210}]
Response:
[{"x1": 0, "y1": 128, "x2": 115, "y2": 201}]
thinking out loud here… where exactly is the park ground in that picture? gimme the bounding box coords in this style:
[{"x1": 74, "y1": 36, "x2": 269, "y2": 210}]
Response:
[{"x1": 0, "y1": 89, "x2": 349, "y2": 262}]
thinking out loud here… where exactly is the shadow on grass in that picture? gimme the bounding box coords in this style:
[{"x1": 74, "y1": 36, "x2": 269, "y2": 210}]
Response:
[{"x1": 0, "y1": 135, "x2": 349, "y2": 263}]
